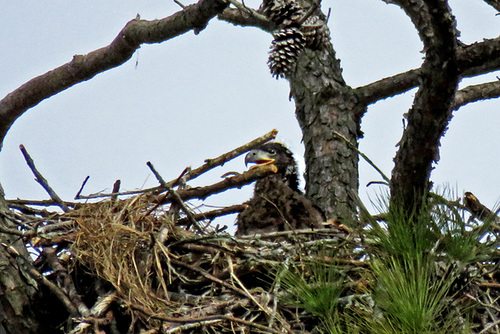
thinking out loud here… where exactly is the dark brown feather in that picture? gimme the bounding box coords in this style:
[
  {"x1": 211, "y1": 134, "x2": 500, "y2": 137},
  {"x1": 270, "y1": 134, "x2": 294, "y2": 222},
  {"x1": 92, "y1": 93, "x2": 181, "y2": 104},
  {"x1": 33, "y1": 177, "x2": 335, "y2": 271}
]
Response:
[{"x1": 235, "y1": 143, "x2": 323, "y2": 236}]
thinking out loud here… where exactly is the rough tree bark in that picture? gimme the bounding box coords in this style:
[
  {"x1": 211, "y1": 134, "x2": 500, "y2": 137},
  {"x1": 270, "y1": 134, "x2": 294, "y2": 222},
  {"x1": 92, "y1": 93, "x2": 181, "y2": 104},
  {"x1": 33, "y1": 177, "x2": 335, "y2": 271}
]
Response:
[
  {"x1": 290, "y1": 47, "x2": 363, "y2": 225},
  {"x1": 388, "y1": 0, "x2": 460, "y2": 213},
  {"x1": 0, "y1": 185, "x2": 39, "y2": 334}
]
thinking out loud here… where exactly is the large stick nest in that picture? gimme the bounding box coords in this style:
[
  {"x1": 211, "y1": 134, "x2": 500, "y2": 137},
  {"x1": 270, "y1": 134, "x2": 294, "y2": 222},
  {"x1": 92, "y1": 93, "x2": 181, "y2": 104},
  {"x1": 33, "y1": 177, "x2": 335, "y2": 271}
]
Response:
[
  {"x1": 3, "y1": 131, "x2": 500, "y2": 333},
  {"x1": 67, "y1": 194, "x2": 353, "y2": 333}
]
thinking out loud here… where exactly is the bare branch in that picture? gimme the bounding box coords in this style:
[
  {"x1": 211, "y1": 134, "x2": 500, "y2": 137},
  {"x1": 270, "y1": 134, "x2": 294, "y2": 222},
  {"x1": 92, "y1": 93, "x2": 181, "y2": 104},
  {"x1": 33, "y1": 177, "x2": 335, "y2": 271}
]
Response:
[
  {"x1": 183, "y1": 128, "x2": 278, "y2": 185},
  {"x1": 354, "y1": 37, "x2": 500, "y2": 107},
  {"x1": 177, "y1": 204, "x2": 247, "y2": 226},
  {"x1": 453, "y1": 79, "x2": 500, "y2": 110},
  {"x1": 218, "y1": 6, "x2": 273, "y2": 31},
  {"x1": 74, "y1": 176, "x2": 90, "y2": 200},
  {"x1": 0, "y1": 0, "x2": 228, "y2": 148},
  {"x1": 389, "y1": 0, "x2": 460, "y2": 210},
  {"x1": 483, "y1": 0, "x2": 500, "y2": 12},
  {"x1": 147, "y1": 161, "x2": 205, "y2": 234},
  {"x1": 458, "y1": 36, "x2": 500, "y2": 77},
  {"x1": 19, "y1": 144, "x2": 70, "y2": 212},
  {"x1": 76, "y1": 129, "x2": 278, "y2": 200},
  {"x1": 156, "y1": 163, "x2": 278, "y2": 204}
]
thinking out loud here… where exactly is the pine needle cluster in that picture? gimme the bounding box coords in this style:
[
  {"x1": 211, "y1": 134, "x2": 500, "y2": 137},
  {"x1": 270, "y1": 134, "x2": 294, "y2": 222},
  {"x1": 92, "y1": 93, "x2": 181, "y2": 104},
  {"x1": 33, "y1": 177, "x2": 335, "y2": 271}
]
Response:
[{"x1": 272, "y1": 191, "x2": 499, "y2": 333}]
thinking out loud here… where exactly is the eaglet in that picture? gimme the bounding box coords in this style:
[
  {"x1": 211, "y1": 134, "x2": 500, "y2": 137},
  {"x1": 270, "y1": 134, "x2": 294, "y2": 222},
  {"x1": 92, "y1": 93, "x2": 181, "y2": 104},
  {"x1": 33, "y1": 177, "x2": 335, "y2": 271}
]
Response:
[{"x1": 235, "y1": 142, "x2": 324, "y2": 236}]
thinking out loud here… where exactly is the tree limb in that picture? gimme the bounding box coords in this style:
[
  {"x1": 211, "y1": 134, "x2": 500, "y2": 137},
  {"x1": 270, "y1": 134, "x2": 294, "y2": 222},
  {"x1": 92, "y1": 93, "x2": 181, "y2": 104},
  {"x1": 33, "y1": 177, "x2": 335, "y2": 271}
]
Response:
[
  {"x1": 0, "y1": 0, "x2": 228, "y2": 148},
  {"x1": 176, "y1": 204, "x2": 247, "y2": 226},
  {"x1": 19, "y1": 144, "x2": 70, "y2": 212},
  {"x1": 156, "y1": 163, "x2": 278, "y2": 204},
  {"x1": 354, "y1": 37, "x2": 500, "y2": 107},
  {"x1": 483, "y1": 0, "x2": 500, "y2": 12},
  {"x1": 76, "y1": 129, "x2": 277, "y2": 199},
  {"x1": 389, "y1": 0, "x2": 460, "y2": 211},
  {"x1": 218, "y1": 3, "x2": 273, "y2": 31},
  {"x1": 453, "y1": 80, "x2": 500, "y2": 110}
]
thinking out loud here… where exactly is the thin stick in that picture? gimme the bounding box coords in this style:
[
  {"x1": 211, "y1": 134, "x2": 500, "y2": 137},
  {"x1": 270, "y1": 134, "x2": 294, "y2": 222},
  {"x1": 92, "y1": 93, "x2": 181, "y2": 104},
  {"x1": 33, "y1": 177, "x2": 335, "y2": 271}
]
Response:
[
  {"x1": 75, "y1": 176, "x2": 90, "y2": 199},
  {"x1": 157, "y1": 163, "x2": 277, "y2": 204},
  {"x1": 176, "y1": 204, "x2": 247, "y2": 225},
  {"x1": 173, "y1": 0, "x2": 186, "y2": 8},
  {"x1": 76, "y1": 130, "x2": 278, "y2": 200},
  {"x1": 74, "y1": 188, "x2": 154, "y2": 200},
  {"x1": 7, "y1": 199, "x2": 77, "y2": 208},
  {"x1": 19, "y1": 144, "x2": 70, "y2": 212},
  {"x1": 332, "y1": 131, "x2": 390, "y2": 183},
  {"x1": 111, "y1": 180, "x2": 121, "y2": 202},
  {"x1": 147, "y1": 161, "x2": 205, "y2": 234},
  {"x1": 182, "y1": 129, "x2": 278, "y2": 185}
]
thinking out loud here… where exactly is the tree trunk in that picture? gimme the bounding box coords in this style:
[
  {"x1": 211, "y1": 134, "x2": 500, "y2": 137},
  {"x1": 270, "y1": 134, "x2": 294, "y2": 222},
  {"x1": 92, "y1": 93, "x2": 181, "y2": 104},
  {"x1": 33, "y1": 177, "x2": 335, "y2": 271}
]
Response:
[
  {"x1": 289, "y1": 46, "x2": 365, "y2": 225},
  {"x1": 0, "y1": 185, "x2": 40, "y2": 334}
]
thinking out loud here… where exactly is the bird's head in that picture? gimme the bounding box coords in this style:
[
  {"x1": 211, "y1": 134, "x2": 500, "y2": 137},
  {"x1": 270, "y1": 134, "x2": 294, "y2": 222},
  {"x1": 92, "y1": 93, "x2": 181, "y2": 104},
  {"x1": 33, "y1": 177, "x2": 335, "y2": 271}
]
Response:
[{"x1": 245, "y1": 142, "x2": 299, "y2": 191}]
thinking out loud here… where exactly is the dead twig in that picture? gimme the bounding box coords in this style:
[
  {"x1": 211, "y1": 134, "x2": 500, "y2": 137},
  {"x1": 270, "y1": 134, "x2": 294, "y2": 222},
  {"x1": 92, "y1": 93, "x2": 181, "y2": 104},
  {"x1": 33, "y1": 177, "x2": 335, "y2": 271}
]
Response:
[
  {"x1": 147, "y1": 161, "x2": 204, "y2": 234},
  {"x1": 183, "y1": 129, "x2": 278, "y2": 185},
  {"x1": 19, "y1": 144, "x2": 70, "y2": 212},
  {"x1": 45, "y1": 247, "x2": 90, "y2": 317},
  {"x1": 75, "y1": 129, "x2": 278, "y2": 200},
  {"x1": 74, "y1": 176, "x2": 90, "y2": 199},
  {"x1": 157, "y1": 163, "x2": 278, "y2": 204},
  {"x1": 176, "y1": 204, "x2": 247, "y2": 226},
  {"x1": 111, "y1": 180, "x2": 121, "y2": 202}
]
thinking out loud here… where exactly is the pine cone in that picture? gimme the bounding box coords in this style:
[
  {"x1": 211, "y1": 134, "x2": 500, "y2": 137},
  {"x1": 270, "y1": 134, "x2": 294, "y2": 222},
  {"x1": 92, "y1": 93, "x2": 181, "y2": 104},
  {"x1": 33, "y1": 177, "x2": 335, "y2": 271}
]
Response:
[
  {"x1": 262, "y1": 0, "x2": 303, "y2": 26},
  {"x1": 268, "y1": 27, "x2": 306, "y2": 78},
  {"x1": 301, "y1": 16, "x2": 331, "y2": 50},
  {"x1": 263, "y1": 0, "x2": 332, "y2": 78}
]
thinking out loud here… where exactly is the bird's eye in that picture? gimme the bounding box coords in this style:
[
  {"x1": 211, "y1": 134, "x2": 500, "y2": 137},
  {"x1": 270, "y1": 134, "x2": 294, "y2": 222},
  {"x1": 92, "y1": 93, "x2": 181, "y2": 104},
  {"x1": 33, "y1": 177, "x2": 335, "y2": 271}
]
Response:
[{"x1": 268, "y1": 149, "x2": 276, "y2": 155}]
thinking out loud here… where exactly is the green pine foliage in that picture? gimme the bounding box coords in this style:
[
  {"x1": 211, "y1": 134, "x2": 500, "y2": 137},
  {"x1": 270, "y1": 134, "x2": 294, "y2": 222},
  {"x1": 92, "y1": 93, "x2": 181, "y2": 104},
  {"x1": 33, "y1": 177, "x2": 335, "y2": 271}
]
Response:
[{"x1": 273, "y1": 190, "x2": 497, "y2": 333}]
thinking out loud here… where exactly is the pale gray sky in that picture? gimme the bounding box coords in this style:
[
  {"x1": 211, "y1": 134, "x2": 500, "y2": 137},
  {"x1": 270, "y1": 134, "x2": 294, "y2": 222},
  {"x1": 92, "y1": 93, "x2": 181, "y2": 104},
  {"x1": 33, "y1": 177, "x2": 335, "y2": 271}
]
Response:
[{"x1": 1, "y1": 0, "x2": 499, "y2": 232}]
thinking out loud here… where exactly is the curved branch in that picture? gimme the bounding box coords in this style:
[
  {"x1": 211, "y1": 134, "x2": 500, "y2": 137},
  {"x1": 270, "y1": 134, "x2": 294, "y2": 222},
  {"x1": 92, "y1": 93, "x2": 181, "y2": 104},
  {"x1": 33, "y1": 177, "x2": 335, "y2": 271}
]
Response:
[
  {"x1": 453, "y1": 80, "x2": 500, "y2": 110},
  {"x1": 354, "y1": 69, "x2": 420, "y2": 107},
  {"x1": 218, "y1": 5, "x2": 273, "y2": 31},
  {"x1": 157, "y1": 163, "x2": 278, "y2": 204},
  {"x1": 354, "y1": 36, "x2": 500, "y2": 107},
  {"x1": 389, "y1": 0, "x2": 460, "y2": 211},
  {"x1": 483, "y1": 0, "x2": 500, "y2": 12},
  {"x1": 0, "y1": 0, "x2": 228, "y2": 149}
]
